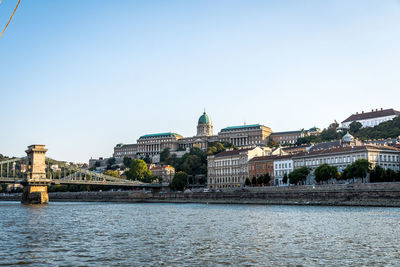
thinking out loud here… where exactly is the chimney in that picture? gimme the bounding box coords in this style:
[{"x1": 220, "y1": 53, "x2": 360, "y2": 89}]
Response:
[
  {"x1": 371, "y1": 109, "x2": 374, "y2": 112},
  {"x1": 362, "y1": 111, "x2": 364, "y2": 114},
  {"x1": 356, "y1": 112, "x2": 359, "y2": 114},
  {"x1": 381, "y1": 108, "x2": 383, "y2": 111}
]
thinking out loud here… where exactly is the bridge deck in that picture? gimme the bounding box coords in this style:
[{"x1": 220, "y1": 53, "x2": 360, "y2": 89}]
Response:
[{"x1": 0, "y1": 178, "x2": 162, "y2": 187}]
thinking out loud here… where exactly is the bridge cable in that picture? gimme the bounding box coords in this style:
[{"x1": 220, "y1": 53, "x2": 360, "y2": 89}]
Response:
[{"x1": 0, "y1": 0, "x2": 21, "y2": 39}]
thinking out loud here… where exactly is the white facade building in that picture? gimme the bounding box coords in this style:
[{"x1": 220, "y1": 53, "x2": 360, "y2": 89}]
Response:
[
  {"x1": 341, "y1": 108, "x2": 400, "y2": 129},
  {"x1": 207, "y1": 147, "x2": 267, "y2": 189},
  {"x1": 273, "y1": 155, "x2": 294, "y2": 186},
  {"x1": 292, "y1": 145, "x2": 400, "y2": 184}
]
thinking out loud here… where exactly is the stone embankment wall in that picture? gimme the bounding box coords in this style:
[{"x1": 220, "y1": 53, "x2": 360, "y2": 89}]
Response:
[{"x1": 2, "y1": 183, "x2": 400, "y2": 207}]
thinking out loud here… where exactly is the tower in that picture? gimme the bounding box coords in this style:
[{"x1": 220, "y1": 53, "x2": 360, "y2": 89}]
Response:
[
  {"x1": 21, "y1": 145, "x2": 50, "y2": 204},
  {"x1": 197, "y1": 111, "x2": 213, "y2": 136}
]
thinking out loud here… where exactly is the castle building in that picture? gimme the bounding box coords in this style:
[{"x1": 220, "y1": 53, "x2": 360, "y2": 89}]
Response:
[
  {"x1": 217, "y1": 124, "x2": 272, "y2": 147},
  {"x1": 178, "y1": 111, "x2": 218, "y2": 150},
  {"x1": 197, "y1": 111, "x2": 213, "y2": 136},
  {"x1": 116, "y1": 111, "x2": 218, "y2": 163},
  {"x1": 136, "y1": 132, "x2": 183, "y2": 158},
  {"x1": 113, "y1": 143, "x2": 137, "y2": 159},
  {"x1": 270, "y1": 130, "x2": 305, "y2": 145}
]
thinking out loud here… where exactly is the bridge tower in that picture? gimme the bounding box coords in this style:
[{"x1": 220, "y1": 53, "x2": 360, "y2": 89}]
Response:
[{"x1": 21, "y1": 145, "x2": 50, "y2": 204}]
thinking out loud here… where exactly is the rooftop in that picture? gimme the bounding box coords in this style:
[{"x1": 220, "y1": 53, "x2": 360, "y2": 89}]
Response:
[
  {"x1": 198, "y1": 112, "x2": 211, "y2": 125},
  {"x1": 139, "y1": 132, "x2": 182, "y2": 139},
  {"x1": 271, "y1": 130, "x2": 303, "y2": 135},
  {"x1": 214, "y1": 148, "x2": 253, "y2": 158},
  {"x1": 249, "y1": 154, "x2": 293, "y2": 162},
  {"x1": 342, "y1": 108, "x2": 400, "y2": 123},
  {"x1": 294, "y1": 145, "x2": 400, "y2": 158},
  {"x1": 221, "y1": 124, "x2": 262, "y2": 132}
]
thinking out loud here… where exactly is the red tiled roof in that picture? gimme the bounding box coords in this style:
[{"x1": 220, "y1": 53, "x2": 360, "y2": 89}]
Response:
[
  {"x1": 342, "y1": 108, "x2": 400, "y2": 123},
  {"x1": 248, "y1": 154, "x2": 290, "y2": 163},
  {"x1": 214, "y1": 148, "x2": 252, "y2": 158},
  {"x1": 270, "y1": 130, "x2": 303, "y2": 136}
]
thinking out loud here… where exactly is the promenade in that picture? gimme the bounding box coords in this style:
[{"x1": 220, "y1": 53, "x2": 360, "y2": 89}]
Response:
[{"x1": 2, "y1": 183, "x2": 400, "y2": 207}]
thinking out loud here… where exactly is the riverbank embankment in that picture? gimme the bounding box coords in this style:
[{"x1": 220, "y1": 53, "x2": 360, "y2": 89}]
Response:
[{"x1": 2, "y1": 183, "x2": 400, "y2": 207}]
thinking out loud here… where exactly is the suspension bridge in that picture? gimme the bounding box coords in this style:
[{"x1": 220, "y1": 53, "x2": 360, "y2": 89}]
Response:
[{"x1": 0, "y1": 145, "x2": 161, "y2": 204}]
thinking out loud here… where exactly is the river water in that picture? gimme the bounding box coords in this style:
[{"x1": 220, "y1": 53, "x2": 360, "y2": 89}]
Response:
[{"x1": 0, "y1": 202, "x2": 400, "y2": 266}]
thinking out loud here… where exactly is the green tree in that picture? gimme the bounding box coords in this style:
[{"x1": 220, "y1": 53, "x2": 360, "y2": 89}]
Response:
[
  {"x1": 282, "y1": 173, "x2": 288, "y2": 184},
  {"x1": 170, "y1": 171, "x2": 188, "y2": 191},
  {"x1": 245, "y1": 178, "x2": 251, "y2": 186},
  {"x1": 268, "y1": 140, "x2": 279, "y2": 148},
  {"x1": 251, "y1": 176, "x2": 257, "y2": 186},
  {"x1": 314, "y1": 164, "x2": 338, "y2": 183},
  {"x1": 349, "y1": 121, "x2": 363, "y2": 134},
  {"x1": 105, "y1": 170, "x2": 120, "y2": 178},
  {"x1": 263, "y1": 173, "x2": 271, "y2": 185},
  {"x1": 256, "y1": 175, "x2": 263, "y2": 185},
  {"x1": 370, "y1": 165, "x2": 385, "y2": 183},
  {"x1": 126, "y1": 159, "x2": 152, "y2": 181},
  {"x1": 289, "y1": 167, "x2": 310, "y2": 185},
  {"x1": 107, "y1": 157, "x2": 116, "y2": 169},
  {"x1": 123, "y1": 157, "x2": 133, "y2": 169},
  {"x1": 342, "y1": 159, "x2": 370, "y2": 182},
  {"x1": 160, "y1": 148, "x2": 170, "y2": 163},
  {"x1": 143, "y1": 155, "x2": 152, "y2": 164}
]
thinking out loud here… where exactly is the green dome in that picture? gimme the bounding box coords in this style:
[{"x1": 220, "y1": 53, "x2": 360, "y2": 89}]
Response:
[{"x1": 198, "y1": 112, "x2": 210, "y2": 125}]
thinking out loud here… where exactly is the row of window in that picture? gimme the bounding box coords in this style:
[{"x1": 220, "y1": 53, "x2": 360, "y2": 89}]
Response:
[
  {"x1": 378, "y1": 154, "x2": 399, "y2": 162},
  {"x1": 275, "y1": 170, "x2": 290, "y2": 177},
  {"x1": 213, "y1": 160, "x2": 241, "y2": 167},
  {"x1": 278, "y1": 135, "x2": 299, "y2": 140},
  {"x1": 275, "y1": 162, "x2": 292, "y2": 169},
  {"x1": 295, "y1": 154, "x2": 366, "y2": 167},
  {"x1": 209, "y1": 177, "x2": 243, "y2": 184},
  {"x1": 212, "y1": 168, "x2": 241, "y2": 175}
]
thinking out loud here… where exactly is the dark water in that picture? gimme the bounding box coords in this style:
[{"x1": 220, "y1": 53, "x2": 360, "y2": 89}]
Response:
[{"x1": 0, "y1": 202, "x2": 400, "y2": 266}]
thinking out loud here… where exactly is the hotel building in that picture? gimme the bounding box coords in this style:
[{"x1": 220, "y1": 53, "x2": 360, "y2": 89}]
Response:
[{"x1": 207, "y1": 147, "x2": 267, "y2": 189}]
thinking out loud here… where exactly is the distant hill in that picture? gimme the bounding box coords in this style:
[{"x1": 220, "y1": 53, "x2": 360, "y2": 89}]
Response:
[
  {"x1": 296, "y1": 116, "x2": 400, "y2": 145},
  {"x1": 354, "y1": 116, "x2": 400, "y2": 140}
]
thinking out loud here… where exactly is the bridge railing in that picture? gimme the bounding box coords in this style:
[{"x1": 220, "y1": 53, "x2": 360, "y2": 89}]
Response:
[{"x1": 0, "y1": 157, "x2": 26, "y2": 181}]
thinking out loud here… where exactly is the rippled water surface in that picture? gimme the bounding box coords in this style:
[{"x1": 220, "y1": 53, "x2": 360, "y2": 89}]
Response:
[{"x1": 1, "y1": 202, "x2": 400, "y2": 266}]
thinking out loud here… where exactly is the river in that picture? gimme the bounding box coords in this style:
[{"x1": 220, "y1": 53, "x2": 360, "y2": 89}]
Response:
[{"x1": 0, "y1": 202, "x2": 399, "y2": 266}]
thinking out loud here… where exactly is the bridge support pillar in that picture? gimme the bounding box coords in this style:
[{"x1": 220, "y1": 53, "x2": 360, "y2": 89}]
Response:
[
  {"x1": 21, "y1": 185, "x2": 49, "y2": 204},
  {"x1": 22, "y1": 145, "x2": 50, "y2": 205}
]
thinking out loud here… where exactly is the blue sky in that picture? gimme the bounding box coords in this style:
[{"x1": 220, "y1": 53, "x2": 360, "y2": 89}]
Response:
[{"x1": 1, "y1": 0, "x2": 400, "y2": 162}]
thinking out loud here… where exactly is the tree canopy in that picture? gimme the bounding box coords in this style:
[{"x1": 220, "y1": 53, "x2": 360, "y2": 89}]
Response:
[
  {"x1": 123, "y1": 157, "x2": 132, "y2": 169},
  {"x1": 314, "y1": 164, "x2": 338, "y2": 183},
  {"x1": 105, "y1": 170, "x2": 120, "y2": 178},
  {"x1": 126, "y1": 159, "x2": 152, "y2": 181},
  {"x1": 170, "y1": 171, "x2": 188, "y2": 191},
  {"x1": 296, "y1": 116, "x2": 400, "y2": 145},
  {"x1": 370, "y1": 165, "x2": 400, "y2": 183},
  {"x1": 342, "y1": 159, "x2": 370, "y2": 180},
  {"x1": 289, "y1": 167, "x2": 310, "y2": 185},
  {"x1": 349, "y1": 121, "x2": 363, "y2": 135}
]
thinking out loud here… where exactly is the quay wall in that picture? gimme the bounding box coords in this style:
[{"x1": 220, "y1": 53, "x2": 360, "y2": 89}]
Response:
[{"x1": 2, "y1": 183, "x2": 400, "y2": 207}]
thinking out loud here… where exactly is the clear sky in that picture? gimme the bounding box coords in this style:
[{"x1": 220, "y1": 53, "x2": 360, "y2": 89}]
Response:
[{"x1": 1, "y1": 0, "x2": 400, "y2": 162}]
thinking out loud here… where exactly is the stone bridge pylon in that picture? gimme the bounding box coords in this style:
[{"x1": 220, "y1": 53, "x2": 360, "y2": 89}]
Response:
[{"x1": 21, "y1": 145, "x2": 50, "y2": 204}]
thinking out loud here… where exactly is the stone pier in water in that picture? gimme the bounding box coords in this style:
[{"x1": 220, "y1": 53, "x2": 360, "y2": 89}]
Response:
[{"x1": 21, "y1": 145, "x2": 50, "y2": 204}]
